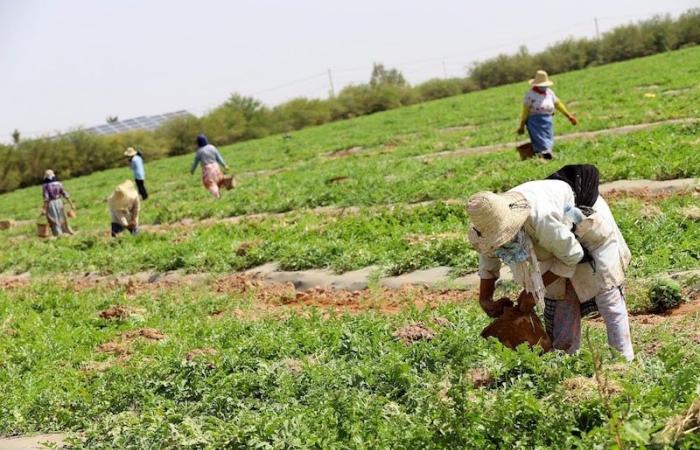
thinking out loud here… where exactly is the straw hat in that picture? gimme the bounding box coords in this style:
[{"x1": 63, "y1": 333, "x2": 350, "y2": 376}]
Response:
[
  {"x1": 108, "y1": 180, "x2": 139, "y2": 210},
  {"x1": 529, "y1": 70, "x2": 554, "y2": 87},
  {"x1": 124, "y1": 147, "x2": 137, "y2": 157},
  {"x1": 467, "y1": 191, "x2": 530, "y2": 253},
  {"x1": 44, "y1": 169, "x2": 55, "y2": 179}
]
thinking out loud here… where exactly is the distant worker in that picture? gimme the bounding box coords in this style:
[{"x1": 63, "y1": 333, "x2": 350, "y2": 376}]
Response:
[
  {"x1": 467, "y1": 165, "x2": 634, "y2": 361},
  {"x1": 108, "y1": 180, "x2": 140, "y2": 237},
  {"x1": 517, "y1": 70, "x2": 578, "y2": 159},
  {"x1": 42, "y1": 169, "x2": 75, "y2": 236},
  {"x1": 190, "y1": 134, "x2": 234, "y2": 198},
  {"x1": 124, "y1": 147, "x2": 148, "y2": 200}
]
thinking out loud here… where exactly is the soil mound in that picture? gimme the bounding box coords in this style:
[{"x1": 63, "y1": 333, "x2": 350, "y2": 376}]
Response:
[
  {"x1": 481, "y1": 307, "x2": 552, "y2": 352},
  {"x1": 393, "y1": 322, "x2": 436, "y2": 345},
  {"x1": 99, "y1": 304, "x2": 145, "y2": 320}
]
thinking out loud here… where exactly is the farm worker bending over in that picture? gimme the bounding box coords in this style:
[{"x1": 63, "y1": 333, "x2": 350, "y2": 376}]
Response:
[
  {"x1": 517, "y1": 70, "x2": 577, "y2": 159},
  {"x1": 124, "y1": 147, "x2": 148, "y2": 200},
  {"x1": 190, "y1": 134, "x2": 233, "y2": 198},
  {"x1": 108, "y1": 180, "x2": 140, "y2": 237},
  {"x1": 466, "y1": 165, "x2": 634, "y2": 361},
  {"x1": 42, "y1": 169, "x2": 75, "y2": 236}
]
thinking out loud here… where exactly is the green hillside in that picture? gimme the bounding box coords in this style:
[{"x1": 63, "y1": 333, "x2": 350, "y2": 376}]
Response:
[{"x1": 1, "y1": 47, "x2": 700, "y2": 449}]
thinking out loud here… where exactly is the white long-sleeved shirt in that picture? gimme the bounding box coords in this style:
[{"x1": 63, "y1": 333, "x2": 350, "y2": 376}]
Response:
[{"x1": 479, "y1": 180, "x2": 630, "y2": 301}]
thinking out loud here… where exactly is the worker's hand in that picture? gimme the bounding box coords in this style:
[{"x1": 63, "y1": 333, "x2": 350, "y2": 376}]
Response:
[
  {"x1": 480, "y1": 297, "x2": 513, "y2": 318},
  {"x1": 568, "y1": 115, "x2": 578, "y2": 126},
  {"x1": 517, "y1": 290, "x2": 536, "y2": 313},
  {"x1": 517, "y1": 125, "x2": 525, "y2": 135}
]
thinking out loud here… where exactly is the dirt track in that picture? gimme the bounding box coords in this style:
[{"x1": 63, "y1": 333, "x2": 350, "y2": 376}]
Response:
[{"x1": 416, "y1": 117, "x2": 700, "y2": 161}]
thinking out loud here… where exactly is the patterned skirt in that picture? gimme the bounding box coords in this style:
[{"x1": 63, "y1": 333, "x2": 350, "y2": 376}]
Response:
[
  {"x1": 46, "y1": 198, "x2": 66, "y2": 236},
  {"x1": 202, "y1": 163, "x2": 224, "y2": 195}
]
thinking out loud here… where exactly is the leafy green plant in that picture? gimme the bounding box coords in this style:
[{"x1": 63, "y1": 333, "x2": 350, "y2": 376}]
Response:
[{"x1": 648, "y1": 278, "x2": 682, "y2": 312}]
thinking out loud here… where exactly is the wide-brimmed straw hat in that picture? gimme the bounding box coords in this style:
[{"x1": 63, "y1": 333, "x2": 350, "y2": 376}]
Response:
[
  {"x1": 124, "y1": 147, "x2": 137, "y2": 157},
  {"x1": 108, "y1": 180, "x2": 139, "y2": 210},
  {"x1": 529, "y1": 70, "x2": 554, "y2": 87},
  {"x1": 467, "y1": 191, "x2": 530, "y2": 254}
]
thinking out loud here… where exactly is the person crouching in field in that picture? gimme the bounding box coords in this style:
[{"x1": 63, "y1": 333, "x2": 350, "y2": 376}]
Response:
[
  {"x1": 517, "y1": 70, "x2": 577, "y2": 159},
  {"x1": 466, "y1": 165, "x2": 634, "y2": 361},
  {"x1": 42, "y1": 169, "x2": 75, "y2": 236},
  {"x1": 190, "y1": 134, "x2": 233, "y2": 198},
  {"x1": 108, "y1": 180, "x2": 140, "y2": 237},
  {"x1": 124, "y1": 147, "x2": 148, "y2": 200}
]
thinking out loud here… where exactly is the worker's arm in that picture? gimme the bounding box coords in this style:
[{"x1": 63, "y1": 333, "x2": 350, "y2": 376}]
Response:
[
  {"x1": 479, "y1": 278, "x2": 514, "y2": 317},
  {"x1": 555, "y1": 99, "x2": 578, "y2": 125},
  {"x1": 477, "y1": 253, "x2": 515, "y2": 317},
  {"x1": 190, "y1": 153, "x2": 201, "y2": 174},
  {"x1": 129, "y1": 201, "x2": 140, "y2": 228},
  {"x1": 517, "y1": 104, "x2": 529, "y2": 134},
  {"x1": 214, "y1": 148, "x2": 228, "y2": 169}
]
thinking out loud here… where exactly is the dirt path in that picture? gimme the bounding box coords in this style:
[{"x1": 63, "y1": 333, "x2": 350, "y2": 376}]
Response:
[
  {"x1": 0, "y1": 434, "x2": 64, "y2": 450},
  {"x1": 416, "y1": 117, "x2": 700, "y2": 161}
]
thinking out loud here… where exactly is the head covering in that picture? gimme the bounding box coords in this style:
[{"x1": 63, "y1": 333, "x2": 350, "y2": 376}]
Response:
[
  {"x1": 467, "y1": 191, "x2": 530, "y2": 254},
  {"x1": 124, "y1": 147, "x2": 137, "y2": 157},
  {"x1": 196, "y1": 134, "x2": 208, "y2": 148},
  {"x1": 108, "y1": 180, "x2": 139, "y2": 211},
  {"x1": 44, "y1": 169, "x2": 55, "y2": 179},
  {"x1": 547, "y1": 164, "x2": 600, "y2": 207},
  {"x1": 529, "y1": 70, "x2": 554, "y2": 87}
]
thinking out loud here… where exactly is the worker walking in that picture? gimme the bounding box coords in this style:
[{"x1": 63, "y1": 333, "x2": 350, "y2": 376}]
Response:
[
  {"x1": 191, "y1": 134, "x2": 234, "y2": 198},
  {"x1": 42, "y1": 169, "x2": 75, "y2": 236},
  {"x1": 124, "y1": 147, "x2": 148, "y2": 200},
  {"x1": 517, "y1": 70, "x2": 578, "y2": 159}
]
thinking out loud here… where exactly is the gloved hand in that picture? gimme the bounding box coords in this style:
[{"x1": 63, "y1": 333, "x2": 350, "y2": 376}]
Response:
[{"x1": 481, "y1": 297, "x2": 514, "y2": 318}]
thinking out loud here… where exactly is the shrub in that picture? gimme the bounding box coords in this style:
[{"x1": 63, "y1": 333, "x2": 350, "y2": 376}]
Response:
[
  {"x1": 155, "y1": 115, "x2": 202, "y2": 156},
  {"x1": 648, "y1": 278, "x2": 682, "y2": 312}
]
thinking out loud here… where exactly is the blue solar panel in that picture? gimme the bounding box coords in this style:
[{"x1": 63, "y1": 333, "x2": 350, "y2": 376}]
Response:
[{"x1": 84, "y1": 110, "x2": 193, "y2": 136}]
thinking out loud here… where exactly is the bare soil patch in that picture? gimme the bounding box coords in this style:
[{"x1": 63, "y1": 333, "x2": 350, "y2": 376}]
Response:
[
  {"x1": 99, "y1": 304, "x2": 146, "y2": 320},
  {"x1": 467, "y1": 367, "x2": 494, "y2": 389},
  {"x1": 325, "y1": 146, "x2": 364, "y2": 159},
  {"x1": 393, "y1": 322, "x2": 437, "y2": 345},
  {"x1": 185, "y1": 347, "x2": 218, "y2": 361}
]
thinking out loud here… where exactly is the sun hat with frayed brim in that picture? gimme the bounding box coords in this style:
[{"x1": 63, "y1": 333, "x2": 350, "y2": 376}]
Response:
[
  {"x1": 529, "y1": 70, "x2": 554, "y2": 87},
  {"x1": 108, "y1": 180, "x2": 139, "y2": 210},
  {"x1": 124, "y1": 147, "x2": 137, "y2": 157},
  {"x1": 467, "y1": 191, "x2": 530, "y2": 254}
]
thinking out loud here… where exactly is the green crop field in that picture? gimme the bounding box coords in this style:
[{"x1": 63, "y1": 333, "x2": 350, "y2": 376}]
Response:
[{"x1": 1, "y1": 47, "x2": 700, "y2": 448}]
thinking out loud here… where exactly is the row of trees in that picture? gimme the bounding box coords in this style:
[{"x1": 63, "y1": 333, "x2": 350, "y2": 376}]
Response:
[{"x1": 2, "y1": 9, "x2": 699, "y2": 193}]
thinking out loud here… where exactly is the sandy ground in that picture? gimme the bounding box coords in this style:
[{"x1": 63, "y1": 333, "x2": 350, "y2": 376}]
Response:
[{"x1": 0, "y1": 434, "x2": 64, "y2": 450}]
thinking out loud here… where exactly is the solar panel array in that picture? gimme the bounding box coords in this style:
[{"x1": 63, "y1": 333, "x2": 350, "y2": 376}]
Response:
[{"x1": 85, "y1": 110, "x2": 193, "y2": 136}]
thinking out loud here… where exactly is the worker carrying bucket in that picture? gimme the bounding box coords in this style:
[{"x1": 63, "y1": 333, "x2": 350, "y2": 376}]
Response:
[{"x1": 40, "y1": 169, "x2": 76, "y2": 237}]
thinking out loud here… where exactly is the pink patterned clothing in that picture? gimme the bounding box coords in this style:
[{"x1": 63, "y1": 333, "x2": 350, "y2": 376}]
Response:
[{"x1": 202, "y1": 163, "x2": 224, "y2": 197}]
